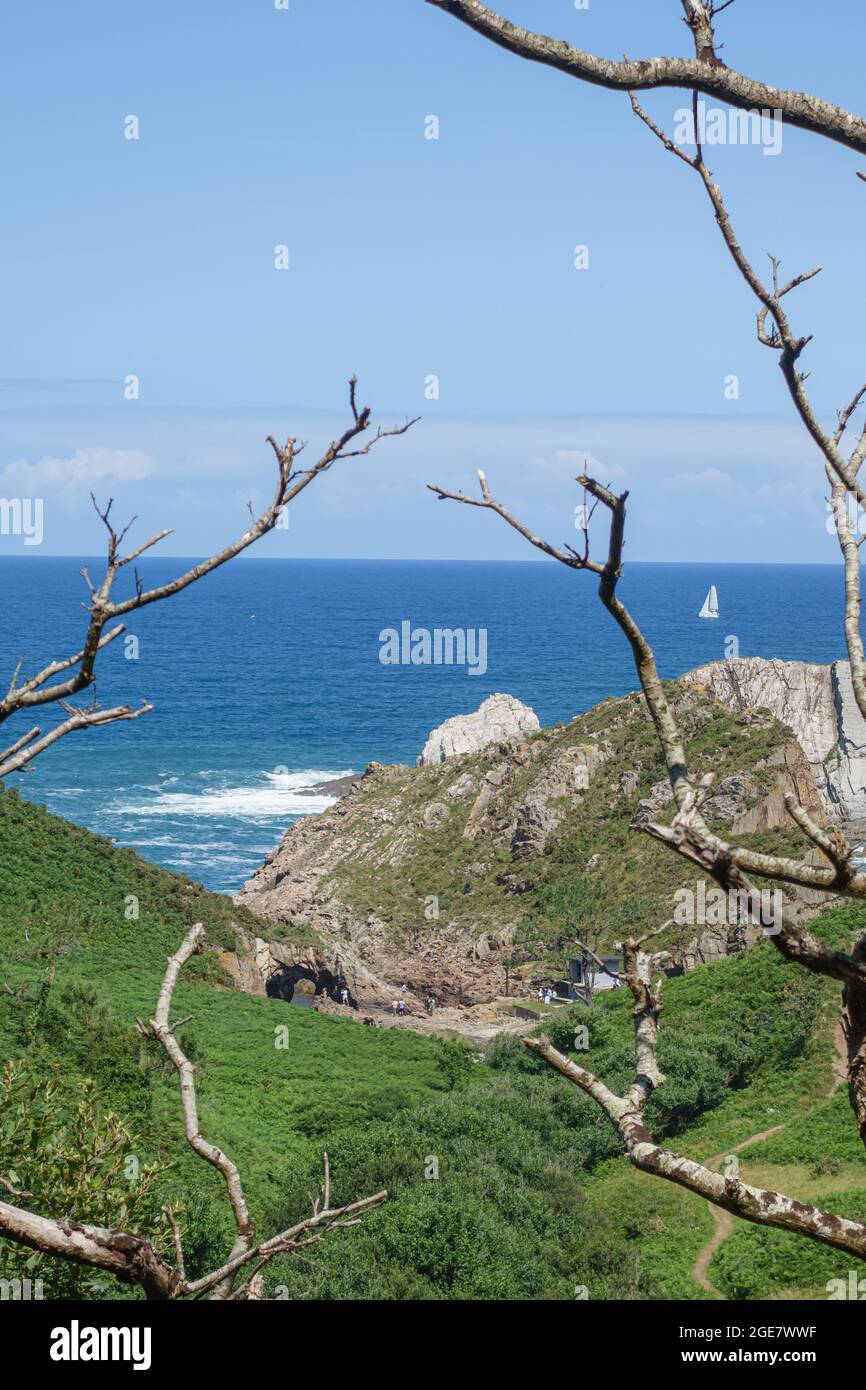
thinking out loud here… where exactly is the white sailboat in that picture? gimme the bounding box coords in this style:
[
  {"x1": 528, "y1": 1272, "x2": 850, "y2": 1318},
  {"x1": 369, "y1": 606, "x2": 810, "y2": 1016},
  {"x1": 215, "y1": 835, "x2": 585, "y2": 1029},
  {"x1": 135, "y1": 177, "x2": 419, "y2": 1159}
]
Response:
[{"x1": 699, "y1": 584, "x2": 719, "y2": 620}]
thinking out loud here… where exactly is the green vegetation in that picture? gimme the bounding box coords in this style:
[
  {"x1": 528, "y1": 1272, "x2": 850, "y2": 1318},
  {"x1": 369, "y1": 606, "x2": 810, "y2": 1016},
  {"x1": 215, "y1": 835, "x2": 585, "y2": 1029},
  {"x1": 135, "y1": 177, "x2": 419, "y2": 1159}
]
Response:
[
  {"x1": 254, "y1": 922, "x2": 866, "y2": 1300},
  {"x1": 0, "y1": 783, "x2": 294, "y2": 993},
  {"x1": 259, "y1": 1071, "x2": 647, "y2": 1300},
  {"x1": 1, "y1": 782, "x2": 864, "y2": 1300},
  {"x1": 0, "y1": 788, "x2": 450, "y2": 1295},
  {"x1": 0, "y1": 1058, "x2": 171, "y2": 1300}
]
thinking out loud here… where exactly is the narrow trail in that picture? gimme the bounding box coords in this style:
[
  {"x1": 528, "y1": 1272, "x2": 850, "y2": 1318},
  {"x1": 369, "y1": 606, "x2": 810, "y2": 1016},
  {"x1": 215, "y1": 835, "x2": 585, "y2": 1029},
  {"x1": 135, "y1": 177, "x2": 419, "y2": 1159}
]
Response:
[
  {"x1": 692, "y1": 1021, "x2": 850, "y2": 1298},
  {"x1": 691, "y1": 1125, "x2": 786, "y2": 1299}
]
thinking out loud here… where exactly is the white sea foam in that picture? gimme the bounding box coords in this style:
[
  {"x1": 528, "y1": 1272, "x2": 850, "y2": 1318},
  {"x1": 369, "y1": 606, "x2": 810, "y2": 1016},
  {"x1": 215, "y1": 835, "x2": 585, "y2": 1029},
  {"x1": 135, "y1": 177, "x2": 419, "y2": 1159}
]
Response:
[
  {"x1": 166, "y1": 853, "x2": 252, "y2": 868},
  {"x1": 126, "y1": 837, "x2": 249, "y2": 853},
  {"x1": 114, "y1": 770, "x2": 352, "y2": 820},
  {"x1": 125, "y1": 836, "x2": 185, "y2": 848}
]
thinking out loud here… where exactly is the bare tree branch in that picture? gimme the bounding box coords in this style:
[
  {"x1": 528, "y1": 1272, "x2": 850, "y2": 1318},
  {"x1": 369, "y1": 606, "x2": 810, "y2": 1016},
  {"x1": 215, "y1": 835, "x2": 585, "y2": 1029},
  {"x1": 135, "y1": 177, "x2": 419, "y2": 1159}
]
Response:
[
  {"x1": 0, "y1": 380, "x2": 408, "y2": 1290},
  {"x1": 136, "y1": 923, "x2": 255, "y2": 1298},
  {"x1": 0, "y1": 1199, "x2": 177, "y2": 1300},
  {"x1": 521, "y1": 928, "x2": 866, "y2": 1261},
  {"x1": 425, "y1": 0, "x2": 866, "y2": 154},
  {"x1": 627, "y1": 93, "x2": 866, "y2": 722},
  {"x1": 428, "y1": 468, "x2": 866, "y2": 1146},
  {"x1": 428, "y1": 0, "x2": 866, "y2": 1250},
  {"x1": 0, "y1": 702, "x2": 152, "y2": 779},
  {"x1": 522, "y1": 1032, "x2": 866, "y2": 1260},
  {"x1": 428, "y1": 468, "x2": 602, "y2": 572},
  {"x1": 0, "y1": 379, "x2": 418, "y2": 778}
]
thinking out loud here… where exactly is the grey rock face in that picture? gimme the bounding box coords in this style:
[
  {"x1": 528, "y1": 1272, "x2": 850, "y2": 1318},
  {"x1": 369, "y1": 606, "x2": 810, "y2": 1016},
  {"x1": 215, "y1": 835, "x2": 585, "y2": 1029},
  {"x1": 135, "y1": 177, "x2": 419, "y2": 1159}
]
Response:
[
  {"x1": 633, "y1": 778, "x2": 675, "y2": 825},
  {"x1": 422, "y1": 802, "x2": 450, "y2": 830},
  {"x1": 463, "y1": 764, "x2": 511, "y2": 842},
  {"x1": 418, "y1": 694, "x2": 540, "y2": 766},
  {"x1": 511, "y1": 778, "x2": 566, "y2": 860},
  {"x1": 445, "y1": 772, "x2": 477, "y2": 801},
  {"x1": 828, "y1": 661, "x2": 866, "y2": 818},
  {"x1": 681, "y1": 657, "x2": 866, "y2": 819},
  {"x1": 682, "y1": 658, "x2": 836, "y2": 768},
  {"x1": 731, "y1": 743, "x2": 826, "y2": 833},
  {"x1": 703, "y1": 772, "x2": 759, "y2": 824}
]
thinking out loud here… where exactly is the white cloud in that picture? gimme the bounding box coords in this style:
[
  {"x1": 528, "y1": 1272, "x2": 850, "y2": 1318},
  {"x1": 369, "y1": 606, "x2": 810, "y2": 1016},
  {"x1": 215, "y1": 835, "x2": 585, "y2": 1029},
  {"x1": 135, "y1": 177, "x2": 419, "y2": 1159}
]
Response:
[
  {"x1": 2, "y1": 447, "x2": 154, "y2": 494},
  {"x1": 0, "y1": 408, "x2": 835, "y2": 560}
]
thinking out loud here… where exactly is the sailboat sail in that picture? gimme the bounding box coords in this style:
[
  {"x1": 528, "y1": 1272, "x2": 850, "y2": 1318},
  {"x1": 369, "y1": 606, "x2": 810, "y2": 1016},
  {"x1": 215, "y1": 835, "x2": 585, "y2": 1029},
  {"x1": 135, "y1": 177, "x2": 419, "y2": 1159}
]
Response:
[{"x1": 699, "y1": 585, "x2": 719, "y2": 619}]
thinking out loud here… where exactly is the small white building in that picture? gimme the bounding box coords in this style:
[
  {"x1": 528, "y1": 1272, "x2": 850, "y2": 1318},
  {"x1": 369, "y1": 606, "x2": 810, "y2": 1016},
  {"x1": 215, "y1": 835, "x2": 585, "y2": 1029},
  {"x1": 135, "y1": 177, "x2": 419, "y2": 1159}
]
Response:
[{"x1": 567, "y1": 952, "x2": 623, "y2": 995}]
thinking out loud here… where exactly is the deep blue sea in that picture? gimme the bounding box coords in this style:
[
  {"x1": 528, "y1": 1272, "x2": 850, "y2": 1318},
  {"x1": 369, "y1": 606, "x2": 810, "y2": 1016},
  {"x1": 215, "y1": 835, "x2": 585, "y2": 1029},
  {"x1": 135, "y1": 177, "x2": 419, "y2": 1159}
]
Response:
[{"x1": 0, "y1": 558, "x2": 853, "y2": 893}]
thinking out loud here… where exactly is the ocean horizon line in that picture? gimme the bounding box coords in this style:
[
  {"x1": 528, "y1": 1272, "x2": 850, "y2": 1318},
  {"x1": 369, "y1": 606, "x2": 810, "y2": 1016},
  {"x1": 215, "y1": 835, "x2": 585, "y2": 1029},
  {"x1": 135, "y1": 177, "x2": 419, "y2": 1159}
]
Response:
[{"x1": 0, "y1": 554, "x2": 852, "y2": 569}]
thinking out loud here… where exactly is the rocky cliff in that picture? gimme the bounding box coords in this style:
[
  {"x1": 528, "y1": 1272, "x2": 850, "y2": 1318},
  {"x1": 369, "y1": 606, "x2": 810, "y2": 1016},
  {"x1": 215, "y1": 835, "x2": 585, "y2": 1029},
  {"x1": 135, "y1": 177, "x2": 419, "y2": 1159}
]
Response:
[
  {"x1": 237, "y1": 671, "x2": 830, "y2": 1007},
  {"x1": 418, "y1": 693, "x2": 540, "y2": 766},
  {"x1": 682, "y1": 657, "x2": 866, "y2": 820}
]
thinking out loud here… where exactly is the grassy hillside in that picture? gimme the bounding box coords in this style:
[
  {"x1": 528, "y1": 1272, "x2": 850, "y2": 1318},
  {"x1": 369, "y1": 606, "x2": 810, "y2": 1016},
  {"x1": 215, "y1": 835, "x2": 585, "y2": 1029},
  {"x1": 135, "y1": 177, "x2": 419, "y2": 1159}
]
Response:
[
  {"x1": 582, "y1": 909, "x2": 866, "y2": 1301},
  {"x1": 1, "y1": 786, "x2": 864, "y2": 1300},
  {"x1": 0, "y1": 788, "x2": 450, "y2": 1294},
  {"x1": 246, "y1": 910, "x2": 866, "y2": 1300}
]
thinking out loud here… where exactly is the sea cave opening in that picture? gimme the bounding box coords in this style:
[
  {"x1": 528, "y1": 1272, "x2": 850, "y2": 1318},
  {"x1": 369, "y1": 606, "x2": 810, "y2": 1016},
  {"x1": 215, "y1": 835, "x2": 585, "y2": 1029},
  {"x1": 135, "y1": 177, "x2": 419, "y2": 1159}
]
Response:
[{"x1": 265, "y1": 963, "x2": 345, "y2": 1007}]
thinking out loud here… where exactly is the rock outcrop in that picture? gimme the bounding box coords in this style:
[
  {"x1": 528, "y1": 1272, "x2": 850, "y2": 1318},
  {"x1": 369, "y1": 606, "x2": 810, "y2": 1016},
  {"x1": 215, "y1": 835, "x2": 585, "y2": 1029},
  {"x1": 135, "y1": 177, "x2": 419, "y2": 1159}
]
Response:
[
  {"x1": 730, "y1": 743, "x2": 826, "y2": 833},
  {"x1": 682, "y1": 657, "x2": 866, "y2": 820},
  {"x1": 238, "y1": 678, "x2": 827, "y2": 1007},
  {"x1": 828, "y1": 661, "x2": 866, "y2": 820},
  {"x1": 682, "y1": 658, "x2": 835, "y2": 768},
  {"x1": 418, "y1": 694, "x2": 539, "y2": 766},
  {"x1": 511, "y1": 741, "x2": 611, "y2": 858},
  {"x1": 219, "y1": 923, "x2": 393, "y2": 1008}
]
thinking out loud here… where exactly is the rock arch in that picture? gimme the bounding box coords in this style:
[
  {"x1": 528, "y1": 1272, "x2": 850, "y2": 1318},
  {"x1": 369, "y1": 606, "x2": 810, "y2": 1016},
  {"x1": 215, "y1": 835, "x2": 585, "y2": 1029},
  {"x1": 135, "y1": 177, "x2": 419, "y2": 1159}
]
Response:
[{"x1": 265, "y1": 962, "x2": 341, "y2": 1004}]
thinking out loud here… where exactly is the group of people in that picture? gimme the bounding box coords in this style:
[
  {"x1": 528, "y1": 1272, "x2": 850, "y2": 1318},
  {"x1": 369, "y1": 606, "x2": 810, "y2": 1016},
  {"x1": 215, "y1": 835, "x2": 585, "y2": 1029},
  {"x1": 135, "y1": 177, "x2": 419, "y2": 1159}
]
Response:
[
  {"x1": 388, "y1": 991, "x2": 438, "y2": 1018},
  {"x1": 537, "y1": 985, "x2": 555, "y2": 1005}
]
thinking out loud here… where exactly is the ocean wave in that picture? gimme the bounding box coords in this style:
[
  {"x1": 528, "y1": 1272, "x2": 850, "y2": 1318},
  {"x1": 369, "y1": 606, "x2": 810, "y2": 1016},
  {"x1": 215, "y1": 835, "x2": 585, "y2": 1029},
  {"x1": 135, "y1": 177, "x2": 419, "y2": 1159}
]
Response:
[
  {"x1": 263, "y1": 769, "x2": 353, "y2": 788},
  {"x1": 112, "y1": 770, "x2": 351, "y2": 820},
  {"x1": 124, "y1": 837, "x2": 255, "y2": 853},
  {"x1": 124, "y1": 835, "x2": 186, "y2": 848},
  {"x1": 163, "y1": 853, "x2": 254, "y2": 867}
]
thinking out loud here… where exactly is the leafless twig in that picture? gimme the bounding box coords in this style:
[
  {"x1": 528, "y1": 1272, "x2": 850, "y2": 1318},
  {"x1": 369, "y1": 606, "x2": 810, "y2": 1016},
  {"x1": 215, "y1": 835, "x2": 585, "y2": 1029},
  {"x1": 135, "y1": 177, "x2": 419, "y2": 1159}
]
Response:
[
  {"x1": 0, "y1": 378, "x2": 417, "y2": 779},
  {"x1": 0, "y1": 923, "x2": 387, "y2": 1299}
]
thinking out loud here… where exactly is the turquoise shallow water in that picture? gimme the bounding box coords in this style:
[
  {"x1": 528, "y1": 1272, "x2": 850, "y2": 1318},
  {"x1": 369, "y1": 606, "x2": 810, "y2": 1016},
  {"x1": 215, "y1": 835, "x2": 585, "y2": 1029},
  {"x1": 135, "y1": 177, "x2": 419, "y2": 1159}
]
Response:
[{"x1": 0, "y1": 557, "x2": 852, "y2": 892}]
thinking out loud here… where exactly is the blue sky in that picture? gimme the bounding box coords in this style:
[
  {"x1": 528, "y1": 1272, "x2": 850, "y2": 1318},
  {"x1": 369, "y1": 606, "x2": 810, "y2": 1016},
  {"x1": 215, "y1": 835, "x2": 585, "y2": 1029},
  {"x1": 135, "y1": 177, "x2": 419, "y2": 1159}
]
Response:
[{"x1": 1, "y1": 0, "x2": 864, "y2": 561}]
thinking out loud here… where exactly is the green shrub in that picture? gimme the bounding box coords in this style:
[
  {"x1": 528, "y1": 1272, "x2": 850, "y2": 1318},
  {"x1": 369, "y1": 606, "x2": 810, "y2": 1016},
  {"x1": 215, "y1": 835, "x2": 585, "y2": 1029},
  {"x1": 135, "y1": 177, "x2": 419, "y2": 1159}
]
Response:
[{"x1": 0, "y1": 1059, "x2": 170, "y2": 1300}]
